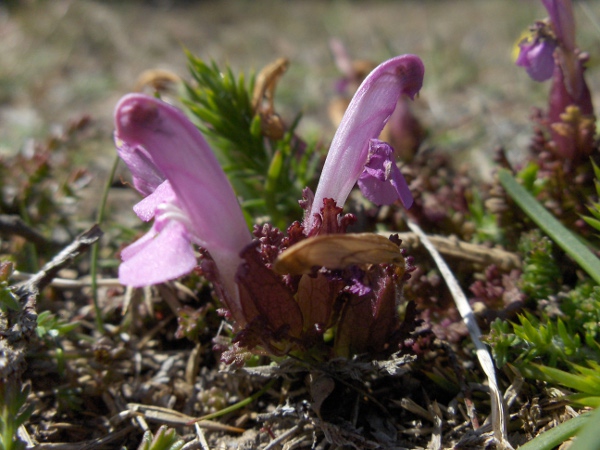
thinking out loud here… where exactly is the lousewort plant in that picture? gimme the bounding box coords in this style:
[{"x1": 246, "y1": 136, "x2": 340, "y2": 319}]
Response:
[
  {"x1": 516, "y1": 0, "x2": 595, "y2": 161},
  {"x1": 507, "y1": 0, "x2": 600, "y2": 238},
  {"x1": 114, "y1": 54, "x2": 424, "y2": 362}
]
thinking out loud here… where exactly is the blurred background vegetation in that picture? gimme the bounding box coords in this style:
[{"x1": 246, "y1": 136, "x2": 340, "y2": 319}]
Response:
[{"x1": 4, "y1": 0, "x2": 600, "y2": 164}]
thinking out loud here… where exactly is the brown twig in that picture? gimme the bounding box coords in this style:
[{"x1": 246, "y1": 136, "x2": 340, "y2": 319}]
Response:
[
  {"x1": 0, "y1": 224, "x2": 103, "y2": 382},
  {"x1": 0, "y1": 214, "x2": 62, "y2": 251}
]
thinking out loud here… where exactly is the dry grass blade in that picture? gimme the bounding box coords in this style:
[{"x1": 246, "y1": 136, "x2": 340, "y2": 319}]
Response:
[
  {"x1": 34, "y1": 425, "x2": 136, "y2": 450},
  {"x1": 378, "y1": 231, "x2": 521, "y2": 271},
  {"x1": 395, "y1": 398, "x2": 434, "y2": 422},
  {"x1": 263, "y1": 424, "x2": 302, "y2": 450},
  {"x1": 125, "y1": 403, "x2": 245, "y2": 433},
  {"x1": 11, "y1": 272, "x2": 121, "y2": 288},
  {"x1": 428, "y1": 401, "x2": 443, "y2": 450},
  {"x1": 403, "y1": 218, "x2": 513, "y2": 450}
]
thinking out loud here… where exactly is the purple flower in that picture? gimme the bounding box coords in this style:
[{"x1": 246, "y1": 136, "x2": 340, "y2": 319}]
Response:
[
  {"x1": 306, "y1": 54, "x2": 424, "y2": 232},
  {"x1": 114, "y1": 94, "x2": 252, "y2": 318},
  {"x1": 516, "y1": 37, "x2": 556, "y2": 82},
  {"x1": 515, "y1": 0, "x2": 582, "y2": 97},
  {"x1": 357, "y1": 139, "x2": 413, "y2": 208}
]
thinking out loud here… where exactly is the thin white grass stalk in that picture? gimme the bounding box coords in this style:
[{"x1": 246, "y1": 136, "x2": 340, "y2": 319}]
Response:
[
  {"x1": 404, "y1": 218, "x2": 513, "y2": 450},
  {"x1": 12, "y1": 271, "x2": 121, "y2": 287},
  {"x1": 193, "y1": 422, "x2": 210, "y2": 450}
]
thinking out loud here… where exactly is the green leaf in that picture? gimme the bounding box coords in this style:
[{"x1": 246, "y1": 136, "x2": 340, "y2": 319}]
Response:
[
  {"x1": 517, "y1": 162, "x2": 542, "y2": 194},
  {"x1": 0, "y1": 287, "x2": 19, "y2": 311},
  {"x1": 36, "y1": 311, "x2": 79, "y2": 340},
  {"x1": 583, "y1": 216, "x2": 600, "y2": 233},
  {"x1": 569, "y1": 407, "x2": 600, "y2": 450},
  {"x1": 568, "y1": 394, "x2": 600, "y2": 408},
  {"x1": 422, "y1": 370, "x2": 459, "y2": 393},
  {"x1": 0, "y1": 383, "x2": 32, "y2": 450},
  {"x1": 182, "y1": 52, "x2": 319, "y2": 227},
  {"x1": 537, "y1": 365, "x2": 600, "y2": 395},
  {"x1": 265, "y1": 150, "x2": 283, "y2": 221},
  {"x1": 518, "y1": 413, "x2": 590, "y2": 450},
  {"x1": 498, "y1": 169, "x2": 600, "y2": 285},
  {"x1": 137, "y1": 426, "x2": 184, "y2": 450}
]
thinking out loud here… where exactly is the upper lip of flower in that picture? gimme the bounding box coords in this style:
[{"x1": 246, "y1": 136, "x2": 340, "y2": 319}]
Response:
[
  {"x1": 114, "y1": 93, "x2": 252, "y2": 316},
  {"x1": 114, "y1": 93, "x2": 251, "y2": 250}
]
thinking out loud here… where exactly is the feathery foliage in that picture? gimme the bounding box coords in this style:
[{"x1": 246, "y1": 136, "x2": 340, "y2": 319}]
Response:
[{"x1": 183, "y1": 53, "x2": 318, "y2": 228}]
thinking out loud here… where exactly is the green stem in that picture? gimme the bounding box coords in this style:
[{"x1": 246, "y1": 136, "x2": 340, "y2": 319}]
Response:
[
  {"x1": 18, "y1": 198, "x2": 38, "y2": 273},
  {"x1": 189, "y1": 378, "x2": 277, "y2": 423},
  {"x1": 90, "y1": 155, "x2": 120, "y2": 333}
]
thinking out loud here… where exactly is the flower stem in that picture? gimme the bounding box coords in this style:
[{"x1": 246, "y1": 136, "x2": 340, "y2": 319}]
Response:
[{"x1": 90, "y1": 155, "x2": 120, "y2": 333}]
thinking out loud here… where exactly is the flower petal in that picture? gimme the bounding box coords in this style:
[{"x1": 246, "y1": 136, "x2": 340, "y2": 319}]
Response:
[
  {"x1": 516, "y1": 39, "x2": 556, "y2": 82},
  {"x1": 115, "y1": 139, "x2": 165, "y2": 196},
  {"x1": 357, "y1": 140, "x2": 413, "y2": 207},
  {"x1": 132, "y1": 180, "x2": 177, "y2": 222},
  {"x1": 119, "y1": 219, "x2": 197, "y2": 287}
]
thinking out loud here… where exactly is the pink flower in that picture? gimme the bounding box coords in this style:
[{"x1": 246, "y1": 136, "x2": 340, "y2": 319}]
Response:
[
  {"x1": 306, "y1": 54, "x2": 424, "y2": 232},
  {"x1": 114, "y1": 94, "x2": 252, "y2": 319}
]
